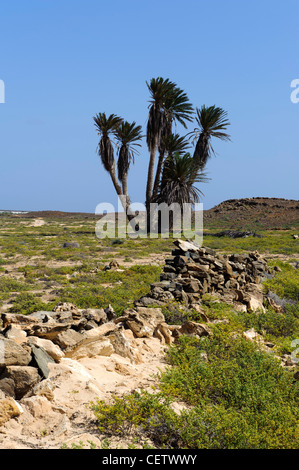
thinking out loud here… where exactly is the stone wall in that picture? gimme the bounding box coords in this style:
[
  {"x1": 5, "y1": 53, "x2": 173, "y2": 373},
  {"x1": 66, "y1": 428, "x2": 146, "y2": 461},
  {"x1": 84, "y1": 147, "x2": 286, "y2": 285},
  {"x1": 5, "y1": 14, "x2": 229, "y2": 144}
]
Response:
[{"x1": 136, "y1": 239, "x2": 274, "y2": 313}]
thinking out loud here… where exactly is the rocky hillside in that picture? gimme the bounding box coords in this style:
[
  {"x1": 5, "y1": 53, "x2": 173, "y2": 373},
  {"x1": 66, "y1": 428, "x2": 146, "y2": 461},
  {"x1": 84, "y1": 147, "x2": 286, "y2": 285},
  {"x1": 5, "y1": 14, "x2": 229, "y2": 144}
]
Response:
[{"x1": 204, "y1": 197, "x2": 299, "y2": 230}]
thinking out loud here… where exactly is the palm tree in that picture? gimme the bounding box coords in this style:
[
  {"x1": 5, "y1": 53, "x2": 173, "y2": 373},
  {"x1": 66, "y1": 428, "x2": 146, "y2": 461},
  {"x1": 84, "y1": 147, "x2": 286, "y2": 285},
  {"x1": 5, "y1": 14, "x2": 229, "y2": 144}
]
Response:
[
  {"x1": 93, "y1": 112, "x2": 123, "y2": 198},
  {"x1": 155, "y1": 152, "x2": 209, "y2": 232},
  {"x1": 157, "y1": 152, "x2": 209, "y2": 206},
  {"x1": 114, "y1": 120, "x2": 143, "y2": 211},
  {"x1": 145, "y1": 78, "x2": 194, "y2": 206},
  {"x1": 191, "y1": 105, "x2": 231, "y2": 170},
  {"x1": 157, "y1": 132, "x2": 191, "y2": 193},
  {"x1": 145, "y1": 77, "x2": 174, "y2": 206}
]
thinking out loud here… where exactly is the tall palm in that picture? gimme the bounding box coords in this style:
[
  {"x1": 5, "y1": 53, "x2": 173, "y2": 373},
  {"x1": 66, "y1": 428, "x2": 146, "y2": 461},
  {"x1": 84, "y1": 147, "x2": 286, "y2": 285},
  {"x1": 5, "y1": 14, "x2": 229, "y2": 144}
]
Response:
[
  {"x1": 145, "y1": 78, "x2": 194, "y2": 206},
  {"x1": 191, "y1": 105, "x2": 231, "y2": 170},
  {"x1": 152, "y1": 87, "x2": 194, "y2": 199},
  {"x1": 114, "y1": 120, "x2": 143, "y2": 203},
  {"x1": 145, "y1": 77, "x2": 174, "y2": 205},
  {"x1": 93, "y1": 112, "x2": 123, "y2": 197}
]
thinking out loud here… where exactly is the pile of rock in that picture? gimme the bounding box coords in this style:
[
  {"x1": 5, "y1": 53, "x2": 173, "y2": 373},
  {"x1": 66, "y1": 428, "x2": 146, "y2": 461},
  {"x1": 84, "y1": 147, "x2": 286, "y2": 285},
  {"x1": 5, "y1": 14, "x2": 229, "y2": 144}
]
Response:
[
  {"x1": 136, "y1": 239, "x2": 273, "y2": 312},
  {"x1": 0, "y1": 300, "x2": 210, "y2": 424}
]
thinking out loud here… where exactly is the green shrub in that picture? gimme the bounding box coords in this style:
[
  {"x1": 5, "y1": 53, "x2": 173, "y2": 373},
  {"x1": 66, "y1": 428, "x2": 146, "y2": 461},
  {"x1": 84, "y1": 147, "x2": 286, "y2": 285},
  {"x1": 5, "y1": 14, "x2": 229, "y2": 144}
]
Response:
[
  {"x1": 8, "y1": 292, "x2": 55, "y2": 315},
  {"x1": 91, "y1": 332, "x2": 299, "y2": 449},
  {"x1": 263, "y1": 261, "x2": 299, "y2": 301},
  {"x1": 0, "y1": 276, "x2": 32, "y2": 293}
]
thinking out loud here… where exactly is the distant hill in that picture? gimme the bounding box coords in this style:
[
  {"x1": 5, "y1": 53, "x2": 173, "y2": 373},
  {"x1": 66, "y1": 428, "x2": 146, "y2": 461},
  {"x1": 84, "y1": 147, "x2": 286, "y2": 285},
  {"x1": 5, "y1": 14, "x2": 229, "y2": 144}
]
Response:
[
  {"x1": 204, "y1": 197, "x2": 299, "y2": 230},
  {"x1": 7, "y1": 197, "x2": 299, "y2": 230}
]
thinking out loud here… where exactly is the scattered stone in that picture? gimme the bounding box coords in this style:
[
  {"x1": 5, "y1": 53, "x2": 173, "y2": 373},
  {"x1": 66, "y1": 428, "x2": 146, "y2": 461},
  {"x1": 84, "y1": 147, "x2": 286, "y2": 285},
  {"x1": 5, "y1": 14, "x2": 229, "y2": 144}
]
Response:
[
  {"x1": 62, "y1": 242, "x2": 79, "y2": 248},
  {"x1": 0, "y1": 398, "x2": 23, "y2": 426},
  {"x1": 27, "y1": 378, "x2": 56, "y2": 401},
  {"x1": 213, "y1": 230, "x2": 263, "y2": 239},
  {"x1": 174, "y1": 321, "x2": 211, "y2": 339},
  {"x1": 21, "y1": 396, "x2": 53, "y2": 418},
  {"x1": 103, "y1": 260, "x2": 120, "y2": 271}
]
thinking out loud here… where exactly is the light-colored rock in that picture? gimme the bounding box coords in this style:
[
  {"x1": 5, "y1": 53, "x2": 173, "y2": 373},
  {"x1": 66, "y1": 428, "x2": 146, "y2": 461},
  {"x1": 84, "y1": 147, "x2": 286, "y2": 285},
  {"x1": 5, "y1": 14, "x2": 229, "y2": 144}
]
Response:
[
  {"x1": 154, "y1": 322, "x2": 173, "y2": 345},
  {"x1": 117, "y1": 307, "x2": 165, "y2": 339},
  {"x1": 27, "y1": 336, "x2": 64, "y2": 362},
  {"x1": 173, "y1": 239, "x2": 201, "y2": 252},
  {"x1": 175, "y1": 321, "x2": 212, "y2": 339},
  {"x1": 243, "y1": 328, "x2": 263, "y2": 344},
  {"x1": 65, "y1": 338, "x2": 114, "y2": 360},
  {"x1": 0, "y1": 398, "x2": 23, "y2": 426},
  {"x1": 0, "y1": 338, "x2": 32, "y2": 367},
  {"x1": 28, "y1": 378, "x2": 55, "y2": 401},
  {"x1": 50, "y1": 328, "x2": 82, "y2": 350},
  {"x1": 246, "y1": 295, "x2": 265, "y2": 312},
  {"x1": 27, "y1": 322, "x2": 70, "y2": 340},
  {"x1": 21, "y1": 396, "x2": 53, "y2": 418},
  {"x1": 1, "y1": 313, "x2": 40, "y2": 329},
  {"x1": 106, "y1": 327, "x2": 142, "y2": 363},
  {"x1": 4, "y1": 326, "x2": 27, "y2": 344},
  {"x1": 55, "y1": 322, "x2": 116, "y2": 357}
]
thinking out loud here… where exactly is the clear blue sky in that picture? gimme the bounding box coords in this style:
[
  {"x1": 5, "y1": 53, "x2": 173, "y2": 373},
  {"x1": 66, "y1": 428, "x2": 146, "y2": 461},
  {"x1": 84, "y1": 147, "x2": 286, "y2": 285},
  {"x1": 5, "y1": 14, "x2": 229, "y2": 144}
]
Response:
[{"x1": 0, "y1": 0, "x2": 298, "y2": 212}]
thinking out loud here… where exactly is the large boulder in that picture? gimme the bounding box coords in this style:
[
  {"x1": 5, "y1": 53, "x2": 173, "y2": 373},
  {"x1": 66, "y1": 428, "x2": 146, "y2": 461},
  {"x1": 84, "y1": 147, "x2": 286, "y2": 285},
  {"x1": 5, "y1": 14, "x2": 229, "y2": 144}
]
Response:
[
  {"x1": 0, "y1": 338, "x2": 32, "y2": 367},
  {"x1": 1, "y1": 313, "x2": 39, "y2": 330},
  {"x1": 30, "y1": 344, "x2": 56, "y2": 379},
  {"x1": 174, "y1": 321, "x2": 212, "y2": 339},
  {"x1": 54, "y1": 323, "x2": 116, "y2": 359},
  {"x1": 27, "y1": 336, "x2": 64, "y2": 362},
  {"x1": 1, "y1": 366, "x2": 41, "y2": 399},
  {"x1": 116, "y1": 307, "x2": 165, "y2": 338}
]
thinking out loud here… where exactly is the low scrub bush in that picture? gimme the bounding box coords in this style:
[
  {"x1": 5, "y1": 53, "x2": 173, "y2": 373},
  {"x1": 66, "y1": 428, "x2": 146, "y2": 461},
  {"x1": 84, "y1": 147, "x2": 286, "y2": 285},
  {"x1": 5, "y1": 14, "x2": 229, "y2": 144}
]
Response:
[{"x1": 92, "y1": 331, "x2": 299, "y2": 449}]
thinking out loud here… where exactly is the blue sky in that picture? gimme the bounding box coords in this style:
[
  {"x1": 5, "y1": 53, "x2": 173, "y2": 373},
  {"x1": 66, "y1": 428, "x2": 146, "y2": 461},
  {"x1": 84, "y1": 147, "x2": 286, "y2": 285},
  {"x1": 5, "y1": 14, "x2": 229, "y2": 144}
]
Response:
[{"x1": 0, "y1": 0, "x2": 298, "y2": 212}]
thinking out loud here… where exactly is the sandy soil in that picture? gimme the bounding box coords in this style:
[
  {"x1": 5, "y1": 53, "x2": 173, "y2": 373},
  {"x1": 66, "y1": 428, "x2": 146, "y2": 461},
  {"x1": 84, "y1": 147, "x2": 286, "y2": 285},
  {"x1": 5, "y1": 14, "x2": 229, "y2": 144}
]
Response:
[{"x1": 0, "y1": 336, "x2": 168, "y2": 449}]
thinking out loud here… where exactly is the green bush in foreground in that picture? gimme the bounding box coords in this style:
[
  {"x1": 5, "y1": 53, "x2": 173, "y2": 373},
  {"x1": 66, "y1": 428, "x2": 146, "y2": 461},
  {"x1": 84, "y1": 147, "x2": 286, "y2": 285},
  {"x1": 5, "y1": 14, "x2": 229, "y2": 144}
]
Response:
[{"x1": 91, "y1": 332, "x2": 299, "y2": 449}]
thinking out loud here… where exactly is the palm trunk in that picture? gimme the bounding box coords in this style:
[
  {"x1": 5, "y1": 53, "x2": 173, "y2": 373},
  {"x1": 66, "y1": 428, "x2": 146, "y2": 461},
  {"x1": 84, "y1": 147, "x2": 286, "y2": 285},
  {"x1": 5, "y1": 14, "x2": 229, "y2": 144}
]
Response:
[
  {"x1": 145, "y1": 141, "x2": 158, "y2": 233},
  {"x1": 146, "y1": 142, "x2": 157, "y2": 205},
  {"x1": 121, "y1": 174, "x2": 135, "y2": 223},
  {"x1": 109, "y1": 166, "x2": 133, "y2": 225},
  {"x1": 152, "y1": 150, "x2": 165, "y2": 200}
]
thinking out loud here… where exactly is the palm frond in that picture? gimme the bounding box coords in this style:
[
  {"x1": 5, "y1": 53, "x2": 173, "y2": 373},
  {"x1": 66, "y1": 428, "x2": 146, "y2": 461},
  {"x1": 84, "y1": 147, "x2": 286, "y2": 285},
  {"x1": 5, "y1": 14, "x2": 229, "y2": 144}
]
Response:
[
  {"x1": 114, "y1": 120, "x2": 143, "y2": 182},
  {"x1": 190, "y1": 105, "x2": 231, "y2": 169},
  {"x1": 93, "y1": 113, "x2": 123, "y2": 171},
  {"x1": 157, "y1": 152, "x2": 209, "y2": 206}
]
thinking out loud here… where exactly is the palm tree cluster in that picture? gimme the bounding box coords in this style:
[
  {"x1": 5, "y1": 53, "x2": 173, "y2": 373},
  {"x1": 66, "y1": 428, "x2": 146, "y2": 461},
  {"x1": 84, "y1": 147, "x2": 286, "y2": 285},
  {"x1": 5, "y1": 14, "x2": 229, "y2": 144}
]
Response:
[{"x1": 93, "y1": 77, "x2": 231, "y2": 230}]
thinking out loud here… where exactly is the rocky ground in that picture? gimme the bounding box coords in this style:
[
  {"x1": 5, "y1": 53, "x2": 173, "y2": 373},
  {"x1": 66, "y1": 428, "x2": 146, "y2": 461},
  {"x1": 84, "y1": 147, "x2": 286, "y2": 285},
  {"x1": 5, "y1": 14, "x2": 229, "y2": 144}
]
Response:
[
  {"x1": 0, "y1": 334, "x2": 167, "y2": 450},
  {"x1": 0, "y1": 198, "x2": 298, "y2": 450}
]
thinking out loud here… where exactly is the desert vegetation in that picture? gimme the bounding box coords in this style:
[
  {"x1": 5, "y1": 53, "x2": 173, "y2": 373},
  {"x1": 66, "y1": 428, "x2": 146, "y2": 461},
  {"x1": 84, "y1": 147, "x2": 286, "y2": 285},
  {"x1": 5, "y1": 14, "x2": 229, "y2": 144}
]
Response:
[{"x1": 0, "y1": 203, "x2": 298, "y2": 449}]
